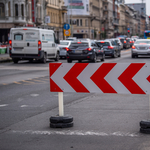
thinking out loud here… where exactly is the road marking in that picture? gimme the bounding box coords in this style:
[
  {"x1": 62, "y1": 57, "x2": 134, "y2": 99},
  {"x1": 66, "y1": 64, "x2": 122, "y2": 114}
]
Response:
[
  {"x1": 32, "y1": 79, "x2": 46, "y2": 83},
  {"x1": 2, "y1": 83, "x2": 8, "y2": 85},
  {"x1": 0, "y1": 104, "x2": 8, "y2": 107},
  {"x1": 12, "y1": 130, "x2": 138, "y2": 137},
  {"x1": 30, "y1": 94, "x2": 39, "y2": 97},
  {"x1": 22, "y1": 80, "x2": 35, "y2": 84},
  {"x1": 20, "y1": 105, "x2": 28, "y2": 108},
  {"x1": 13, "y1": 81, "x2": 21, "y2": 84}
]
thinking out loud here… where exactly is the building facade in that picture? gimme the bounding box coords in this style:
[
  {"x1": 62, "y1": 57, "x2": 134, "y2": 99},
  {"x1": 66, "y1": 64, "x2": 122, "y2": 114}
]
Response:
[{"x1": 0, "y1": 0, "x2": 67, "y2": 42}]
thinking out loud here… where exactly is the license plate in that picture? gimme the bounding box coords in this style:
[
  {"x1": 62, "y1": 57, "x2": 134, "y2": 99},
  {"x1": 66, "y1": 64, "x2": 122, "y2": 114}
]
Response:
[
  {"x1": 75, "y1": 50, "x2": 82, "y2": 53},
  {"x1": 14, "y1": 48, "x2": 22, "y2": 51}
]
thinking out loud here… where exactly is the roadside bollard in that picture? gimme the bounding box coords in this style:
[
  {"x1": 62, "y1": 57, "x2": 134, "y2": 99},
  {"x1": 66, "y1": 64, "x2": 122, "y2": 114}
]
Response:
[
  {"x1": 140, "y1": 95, "x2": 150, "y2": 134},
  {"x1": 50, "y1": 92, "x2": 73, "y2": 128}
]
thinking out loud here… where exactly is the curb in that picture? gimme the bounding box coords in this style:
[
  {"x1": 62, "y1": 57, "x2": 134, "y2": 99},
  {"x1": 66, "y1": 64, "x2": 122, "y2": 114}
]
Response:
[{"x1": 0, "y1": 57, "x2": 12, "y2": 63}]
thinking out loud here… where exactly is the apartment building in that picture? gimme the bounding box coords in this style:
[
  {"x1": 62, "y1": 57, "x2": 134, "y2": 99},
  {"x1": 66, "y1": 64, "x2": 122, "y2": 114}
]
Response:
[
  {"x1": 0, "y1": 0, "x2": 67, "y2": 42},
  {"x1": 46, "y1": 0, "x2": 67, "y2": 39}
]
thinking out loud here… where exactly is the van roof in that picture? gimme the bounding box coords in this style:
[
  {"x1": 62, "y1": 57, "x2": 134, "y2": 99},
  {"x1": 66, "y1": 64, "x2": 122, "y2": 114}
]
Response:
[{"x1": 10, "y1": 27, "x2": 54, "y2": 32}]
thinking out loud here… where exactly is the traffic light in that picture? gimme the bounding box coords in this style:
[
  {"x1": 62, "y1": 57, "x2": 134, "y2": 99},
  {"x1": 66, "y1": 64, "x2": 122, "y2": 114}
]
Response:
[{"x1": 128, "y1": 30, "x2": 130, "y2": 33}]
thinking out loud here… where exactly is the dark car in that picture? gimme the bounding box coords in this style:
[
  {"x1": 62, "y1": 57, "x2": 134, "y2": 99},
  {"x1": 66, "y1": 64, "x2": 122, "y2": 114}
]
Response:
[
  {"x1": 66, "y1": 41, "x2": 105, "y2": 63},
  {"x1": 119, "y1": 37, "x2": 130, "y2": 49},
  {"x1": 96, "y1": 40, "x2": 121, "y2": 58},
  {"x1": 126, "y1": 38, "x2": 134, "y2": 47}
]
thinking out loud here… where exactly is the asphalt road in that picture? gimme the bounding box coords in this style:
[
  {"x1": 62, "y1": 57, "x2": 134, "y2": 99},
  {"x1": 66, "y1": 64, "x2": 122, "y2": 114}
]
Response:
[{"x1": 0, "y1": 49, "x2": 150, "y2": 150}]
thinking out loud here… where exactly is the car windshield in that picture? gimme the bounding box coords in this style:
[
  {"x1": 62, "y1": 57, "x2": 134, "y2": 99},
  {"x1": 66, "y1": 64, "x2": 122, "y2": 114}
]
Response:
[
  {"x1": 135, "y1": 41, "x2": 150, "y2": 44},
  {"x1": 120, "y1": 39, "x2": 124, "y2": 43},
  {"x1": 60, "y1": 42, "x2": 69, "y2": 45},
  {"x1": 96, "y1": 42, "x2": 110, "y2": 46}
]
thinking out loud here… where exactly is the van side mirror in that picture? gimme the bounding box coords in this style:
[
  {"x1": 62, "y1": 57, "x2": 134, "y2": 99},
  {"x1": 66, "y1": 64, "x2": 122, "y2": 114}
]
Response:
[{"x1": 55, "y1": 39, "x2": 60, "y2": 44}]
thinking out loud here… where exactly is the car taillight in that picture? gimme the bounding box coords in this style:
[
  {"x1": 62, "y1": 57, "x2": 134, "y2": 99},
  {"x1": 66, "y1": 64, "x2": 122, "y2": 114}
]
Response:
[
  {"x1": 38, "y1": 40, "x2": 41, "y2": 51},
  {"x1": 108, "y1": 46, "x2": 113, "y2": 49},
  {"x1": 66, "y1": 48, "x2": 71, "y2": 51},
  {"x1": 130, "y1": 41, "x2": 132, "y2": 43},
  {"x1": 132, "y1": 46, "x2": 136, "y2": 49},
  {"x1": 9, "y1": 40, "x2": 12, "y2": 51},
  {"x1": 132, "y1": 41, "x2": 134, "y2": 43},
  {"x1": 124, "y1": 41, "x2": 126, "y2": 43},
  {"x1": 86, "y1": 48, "x2": 92, "y2": 51}
]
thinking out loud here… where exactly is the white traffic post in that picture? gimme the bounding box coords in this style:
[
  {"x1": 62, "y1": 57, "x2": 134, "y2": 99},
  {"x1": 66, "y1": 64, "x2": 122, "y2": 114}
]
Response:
[{"x1": 58, "y1": 92, "x2": 64, "y2": 116}]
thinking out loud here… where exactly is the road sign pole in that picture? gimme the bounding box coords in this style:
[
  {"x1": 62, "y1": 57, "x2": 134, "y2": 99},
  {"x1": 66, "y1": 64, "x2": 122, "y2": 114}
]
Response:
[{"x1": 58, "y1": 92, "x2": 64, "y2": 116}]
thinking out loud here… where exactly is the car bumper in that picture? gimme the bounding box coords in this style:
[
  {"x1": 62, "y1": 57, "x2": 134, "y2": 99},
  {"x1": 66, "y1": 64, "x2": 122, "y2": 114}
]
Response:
[
  {"x1": 9, "y1": 51, "x2": 44, "y2": 60},
  {"x1": 132, "y1": 49, "x2": 150, "y2": 55},
  {"x1": 66, "y1": 53, "x2": 97, "y2": 60}
]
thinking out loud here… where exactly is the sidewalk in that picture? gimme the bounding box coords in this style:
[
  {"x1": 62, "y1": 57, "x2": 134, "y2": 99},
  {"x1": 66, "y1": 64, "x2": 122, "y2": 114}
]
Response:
[{"x1": 0, "y1": 53, "x2": 12, "y2": 62}]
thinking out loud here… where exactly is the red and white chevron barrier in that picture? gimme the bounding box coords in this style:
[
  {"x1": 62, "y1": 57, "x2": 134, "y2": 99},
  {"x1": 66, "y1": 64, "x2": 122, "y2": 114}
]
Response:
[{"x1": 49, "y1": 63, "x2": 150, "y2": 95}]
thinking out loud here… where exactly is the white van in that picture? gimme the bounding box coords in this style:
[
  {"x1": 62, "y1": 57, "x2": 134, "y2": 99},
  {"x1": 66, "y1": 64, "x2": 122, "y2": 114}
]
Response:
[{"x1": 9, "y1": 27, "x2": 60, "y2": 63}]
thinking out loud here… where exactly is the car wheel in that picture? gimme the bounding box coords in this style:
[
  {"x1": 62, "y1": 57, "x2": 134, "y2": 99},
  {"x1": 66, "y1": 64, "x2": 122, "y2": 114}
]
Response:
[
  {"x1": 13, "y1": 58, "x2": 19, "y2": 64},
  {"x1": 112, "y1": 51, "x2": 117, "y2": 58},
  {"x1": 118, "y1": 51, "x2": 121, "y2": 57},
  {"x1": 78, "y1": 60, "x2": 82, "y2": 63},
  {"x1": 54, "y1": 52, "x2": 59, "y2": 61},
  {"x1": 29, "y1": 59, "x2": 33, "y2": 63},
  {"x1": 92, "y1": 54, "x2": 97, "y2": 63},
  {"x1": 101, "y1": 54, "x2": 105, "y2": 61},
  {"x1": 67, "y1": 59, "x2": 72, "y2": 63},
  {"x1": 41, "y1": 53, "x2": 47, "y2": 63},
  {"x1": 132, "y1": 54, "x2": 135, "y2": 58}
]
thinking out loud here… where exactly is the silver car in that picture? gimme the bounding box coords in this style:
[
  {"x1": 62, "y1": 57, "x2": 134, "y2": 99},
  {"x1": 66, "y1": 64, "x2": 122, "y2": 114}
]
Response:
[
  {"x1": 131, "y1": 39, "x2": 150, "y2": 58},
  {"x1": 58, "y1": 40, "x2": 72, "y2": 58}
]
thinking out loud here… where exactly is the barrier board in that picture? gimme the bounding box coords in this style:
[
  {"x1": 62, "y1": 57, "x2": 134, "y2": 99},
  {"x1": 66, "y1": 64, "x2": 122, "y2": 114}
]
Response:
[{"x1": 49, "y1": 63, "x2": 150, "y2": 95}]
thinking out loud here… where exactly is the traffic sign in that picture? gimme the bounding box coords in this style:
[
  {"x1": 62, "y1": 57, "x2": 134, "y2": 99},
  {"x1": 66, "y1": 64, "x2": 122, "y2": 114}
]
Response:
[
  {"x1": 49, "y1": 63, "x2": 150, "y2": 94},
  {"x1": 63, "y1": 24, "x2": 70, "y2": 30},
  {"x1": 64, "y1": 29, "x2": 71, "y2": 36}
]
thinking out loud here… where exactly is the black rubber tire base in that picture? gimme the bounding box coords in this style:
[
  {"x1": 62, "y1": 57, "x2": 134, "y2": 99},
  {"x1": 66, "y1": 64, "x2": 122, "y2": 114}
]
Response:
[
  {"x1": 50, "y1": 116, "x2": 73, "y2": 124},
  {"x1": 140, "y1": 127, "x2": 150, "y2": 134},
  {"x1": 50, "y1": 122, "x2": 73, "y2": 128},
  {"x1": 140, "y1": 120, "x2": 150, "y2": 128}
]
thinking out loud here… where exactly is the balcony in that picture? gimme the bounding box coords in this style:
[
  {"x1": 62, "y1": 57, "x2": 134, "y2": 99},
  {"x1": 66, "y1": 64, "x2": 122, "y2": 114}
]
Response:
[
  {"x1": 102, "y1": 0, "x2": 109, "y2": 5},
  {"x1": 0, "y1": 16, "x2": 6, "y2": 20},
  {"x1": 103, "y1": 7, "x2": 108, "y2": 12},
  {"x1": 62, "y1": 6, "x2": 67, "y2": 11},
  {"x1": 92, "y1": 1, "x2": 100, "y2": 8}
]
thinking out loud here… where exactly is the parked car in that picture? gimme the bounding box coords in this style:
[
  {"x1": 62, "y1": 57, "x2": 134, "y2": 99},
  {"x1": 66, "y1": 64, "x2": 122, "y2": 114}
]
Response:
[
  {"x1": 131, "y1": 39, "x2": 150, "y2": 58},
  {"x1": 119, "y1": 37, "x2": 130, "y2": 49},
  {"x1": 96, "y1": 40, "x2": 121, "y2": 58},
  {"x1": 66, "y1": 41, "x2": 105, "y2": 63},
  {"x1": 58, "y1": 40, "x2": 72, "y2": 58}
]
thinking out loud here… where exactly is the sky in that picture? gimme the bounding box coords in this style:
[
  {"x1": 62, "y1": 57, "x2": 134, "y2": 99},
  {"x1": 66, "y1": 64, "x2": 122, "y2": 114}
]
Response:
[{"x1": 125, "y1": 0, "x2": 150, "y2": 16}]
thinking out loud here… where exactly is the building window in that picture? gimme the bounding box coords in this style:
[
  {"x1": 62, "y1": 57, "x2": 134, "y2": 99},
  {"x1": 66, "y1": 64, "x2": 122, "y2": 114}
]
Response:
[
  {"x1": 15, "y1": 4, "x2": 18, "y2": 16},
  {"x1": 85, "y1": 19, "x2": 88, "y2": 27},
  {"x1": 77, "y1": 19, "x2": 79, "y2": 26},
  {"x1": 80, "y1": 19, "x2": 82, "y2": 26},
  {"x1": 86, "y1": 4, "x2": 89, "y2": 12},
  {"x1": 0, "y1": 3, "x2": 5, "y2": 17},
  {"x1": 21, "y1": 4, "x2": 24, "y2": 16}
]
